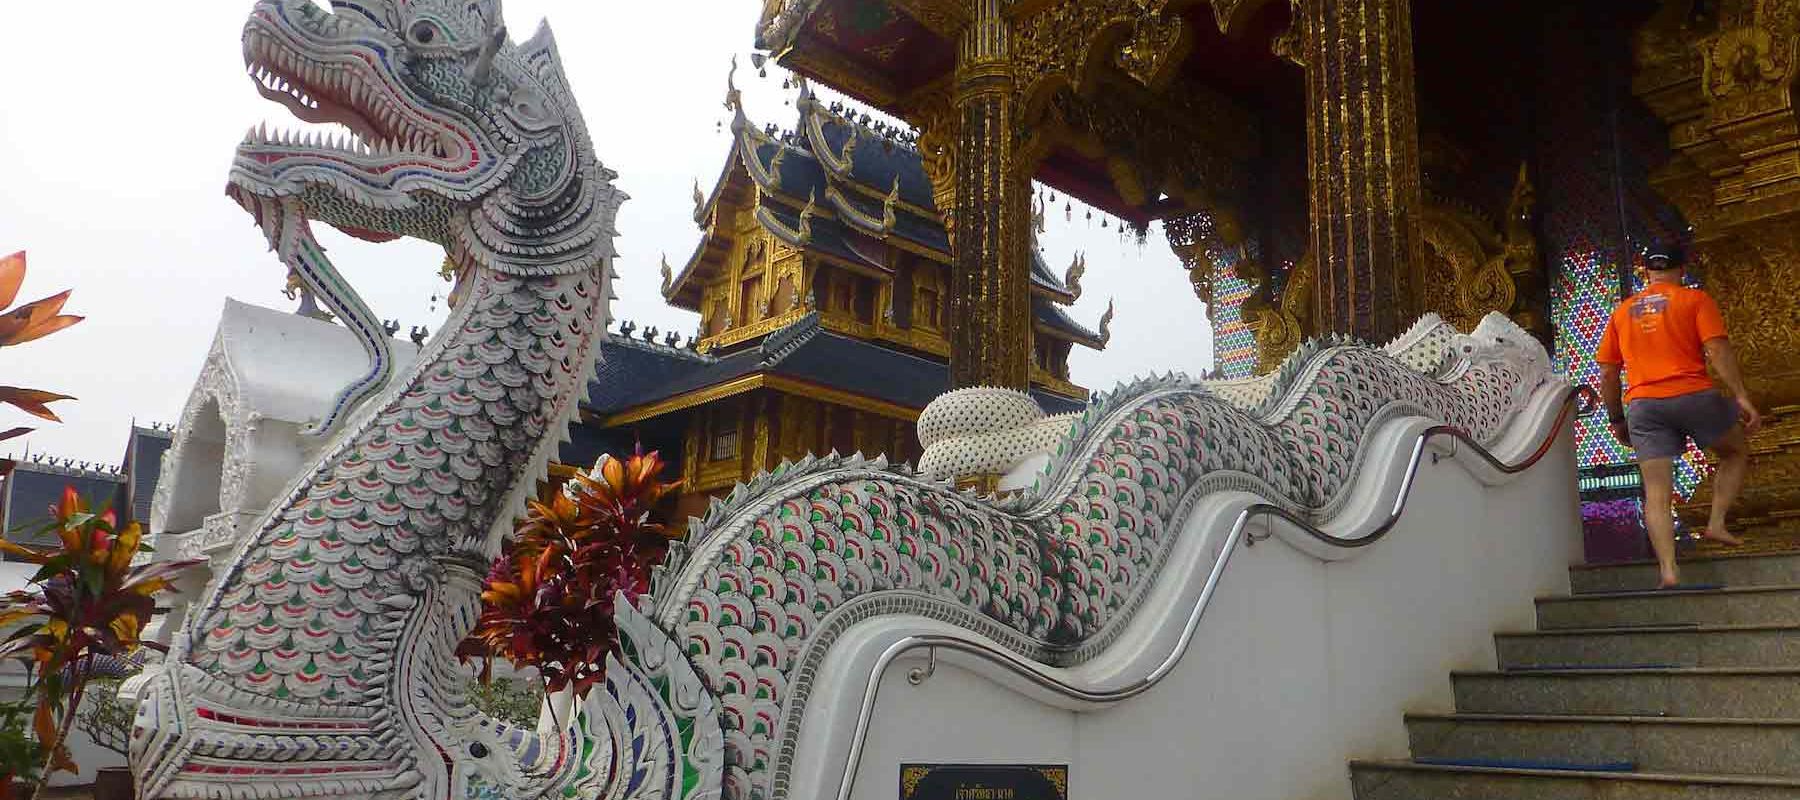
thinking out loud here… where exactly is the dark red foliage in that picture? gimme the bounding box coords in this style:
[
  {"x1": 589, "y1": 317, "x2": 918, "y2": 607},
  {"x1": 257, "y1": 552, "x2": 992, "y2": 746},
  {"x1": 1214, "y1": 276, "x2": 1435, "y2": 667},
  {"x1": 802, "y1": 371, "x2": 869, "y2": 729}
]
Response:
[{"x1": 473, "y1": 447, "x2": 680, "y2": 697}]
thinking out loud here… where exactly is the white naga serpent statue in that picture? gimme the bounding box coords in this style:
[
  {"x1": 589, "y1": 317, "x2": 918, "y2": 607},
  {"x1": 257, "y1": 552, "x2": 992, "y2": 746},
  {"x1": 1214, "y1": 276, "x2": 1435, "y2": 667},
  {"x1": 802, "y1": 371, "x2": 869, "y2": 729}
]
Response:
[
  {"x1": 132, "y1": 2, "x2": 721, "y2": 798},
  {"x1": 130, "y1": 2, "x2": 1565, "y2": 799}
]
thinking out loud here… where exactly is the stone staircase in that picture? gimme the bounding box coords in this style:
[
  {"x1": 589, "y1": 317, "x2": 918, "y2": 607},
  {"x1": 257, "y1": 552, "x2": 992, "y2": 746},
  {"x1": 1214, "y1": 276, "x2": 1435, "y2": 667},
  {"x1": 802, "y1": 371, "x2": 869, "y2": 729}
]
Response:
[{"x1": 1350, "y1": 550, "x2": 1800, "y2": 798}]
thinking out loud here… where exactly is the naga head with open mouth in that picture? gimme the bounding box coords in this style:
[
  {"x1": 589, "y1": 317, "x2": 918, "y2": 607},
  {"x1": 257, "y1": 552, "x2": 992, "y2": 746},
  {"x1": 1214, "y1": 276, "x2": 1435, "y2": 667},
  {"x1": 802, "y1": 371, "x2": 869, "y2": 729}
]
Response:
[
  {"x1": 230, "y1": 0, "x2": 622, "y2": 434},
  {"x1": 233, "y1": 0, "x2": 616, "y2": 274}
]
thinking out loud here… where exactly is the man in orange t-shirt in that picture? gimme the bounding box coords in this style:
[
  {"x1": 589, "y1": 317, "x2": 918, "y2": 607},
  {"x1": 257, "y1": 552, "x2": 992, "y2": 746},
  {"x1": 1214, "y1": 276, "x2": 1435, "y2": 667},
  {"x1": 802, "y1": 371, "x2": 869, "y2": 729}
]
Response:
[{"x1": 1597, "y1": 249, "x2": 1761, "y2": 588}]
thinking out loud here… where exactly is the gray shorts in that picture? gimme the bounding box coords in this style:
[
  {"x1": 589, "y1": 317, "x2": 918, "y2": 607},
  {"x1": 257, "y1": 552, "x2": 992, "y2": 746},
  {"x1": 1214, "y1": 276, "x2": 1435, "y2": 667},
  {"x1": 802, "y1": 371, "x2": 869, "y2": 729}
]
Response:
[{"x1": 1626, "y1": 390, "x2": 1738, "y2": 459}]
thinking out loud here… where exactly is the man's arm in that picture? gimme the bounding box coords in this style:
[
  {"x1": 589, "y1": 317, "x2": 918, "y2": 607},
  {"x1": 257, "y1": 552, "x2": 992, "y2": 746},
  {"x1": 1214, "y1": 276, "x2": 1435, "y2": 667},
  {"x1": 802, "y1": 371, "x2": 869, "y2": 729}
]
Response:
[
  {"x1": 1599, "y1": 362, "x2": 1630, "y2": 445},
  {"x1": 1704, "y1": 337, "x2": 1750, "y2": 396},
  {"x1": 1704, "y1": 336, "x2": 1763, "y2": 432}
]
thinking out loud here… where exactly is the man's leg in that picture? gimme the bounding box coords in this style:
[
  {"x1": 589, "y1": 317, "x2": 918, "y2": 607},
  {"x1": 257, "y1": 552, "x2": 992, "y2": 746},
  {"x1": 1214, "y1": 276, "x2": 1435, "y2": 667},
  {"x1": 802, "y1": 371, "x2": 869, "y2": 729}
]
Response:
[
  {"x1": 1640, "y1": 457, "x2": 1680, "y2": 588},
  {"x1": 1705, "y1": 424, "x2": 1750, "y2": 545}
]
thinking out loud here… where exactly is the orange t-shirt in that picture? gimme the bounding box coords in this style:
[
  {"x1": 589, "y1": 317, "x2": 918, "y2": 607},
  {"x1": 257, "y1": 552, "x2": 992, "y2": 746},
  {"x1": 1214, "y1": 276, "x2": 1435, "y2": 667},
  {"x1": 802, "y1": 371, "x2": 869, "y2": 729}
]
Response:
[{"x1": 1595, "y1": 282, "x2": 1728, "y2": 403}]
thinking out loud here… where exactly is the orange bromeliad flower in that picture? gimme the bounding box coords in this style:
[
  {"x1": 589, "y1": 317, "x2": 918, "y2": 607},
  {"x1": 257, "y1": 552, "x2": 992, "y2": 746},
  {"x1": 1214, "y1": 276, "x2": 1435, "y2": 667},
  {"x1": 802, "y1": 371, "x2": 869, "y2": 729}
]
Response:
[{"x1": 0, "y1": 251, "x2": 82, "y2": 442}]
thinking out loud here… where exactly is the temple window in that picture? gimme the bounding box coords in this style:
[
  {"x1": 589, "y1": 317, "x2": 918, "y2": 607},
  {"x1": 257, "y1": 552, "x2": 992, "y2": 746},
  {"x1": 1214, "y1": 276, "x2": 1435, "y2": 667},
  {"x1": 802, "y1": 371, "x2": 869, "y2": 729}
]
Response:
[
  {"x1": 740, "y1": 274, "x2": 763, "y2": 324},
  {"x1": 710, "y1": 412, "x2": 740, "y2": 462},
  {"x1": 918, "y1": 288, "x2": 941, "y2": 329},
  {"x1": 833, "y1": 275, "x2": 854, "y2": 314},
  {"x1": 912, "y1": 266, "x2": 948, "y2": 331}
]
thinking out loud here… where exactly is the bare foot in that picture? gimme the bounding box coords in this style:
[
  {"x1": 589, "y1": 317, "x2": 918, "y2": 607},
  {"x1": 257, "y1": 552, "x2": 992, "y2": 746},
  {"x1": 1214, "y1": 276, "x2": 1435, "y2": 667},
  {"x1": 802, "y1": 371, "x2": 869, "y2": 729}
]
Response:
[
  {"x1": 1658, "y1": 567, "x2": 1680, "y2": 589},
  {"x1": 1702, "y1": 527, "x2": 1744, "y2": 547}
]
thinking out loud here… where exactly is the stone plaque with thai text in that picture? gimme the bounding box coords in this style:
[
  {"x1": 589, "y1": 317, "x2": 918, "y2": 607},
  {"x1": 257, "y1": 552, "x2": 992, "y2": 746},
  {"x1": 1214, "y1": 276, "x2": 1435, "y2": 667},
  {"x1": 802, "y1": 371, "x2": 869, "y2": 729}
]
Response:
[{"x1": 899, "y1": 764, "x2": 1068, "y2": 800}]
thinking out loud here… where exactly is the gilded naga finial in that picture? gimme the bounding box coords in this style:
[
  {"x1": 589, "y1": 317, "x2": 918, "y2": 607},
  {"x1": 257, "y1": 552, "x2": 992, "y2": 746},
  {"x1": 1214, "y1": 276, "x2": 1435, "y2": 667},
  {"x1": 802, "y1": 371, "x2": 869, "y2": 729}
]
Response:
[
  {"x1": 693, "y1": 178, "x2": 707, "y2": 223},
  {"x1": 882, "y1": 175, "x2": 900, "y2": 229},
  {"x1": 768, "y1": 145, "x2": 788, "y2": 191},
  {"x1": 724, "y1": 54, "x2": 742, "y2": 112},
  {"x1": 840, "y1": 126, "x2": 859, "y2": 170},
  {"x1": 437, "y1": 254, "x2": 459, "y2": 283},
  {"x1": 283, "y1": 269, "x2": 332, "y2": 322},
  {"x1": 1065, "y1": 252, "x2": 1087, "y2": 300},
  {"x1": 799, "y1": 189, "x2": 817, "y2": 241},
  {"x1": 660, "y1": 253, "x2": 674, "y2": 295},
  {"x1": 1098, "y1": 298, "x2": 1115, "y2": 347}
]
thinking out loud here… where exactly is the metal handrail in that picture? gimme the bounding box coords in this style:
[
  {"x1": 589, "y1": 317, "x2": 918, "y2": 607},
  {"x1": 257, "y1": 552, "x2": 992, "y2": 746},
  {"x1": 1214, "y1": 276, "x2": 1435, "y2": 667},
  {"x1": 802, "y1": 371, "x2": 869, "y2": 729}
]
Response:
[{"x1": 832, "y1": 385, "x2": 1598, "y2": 800}]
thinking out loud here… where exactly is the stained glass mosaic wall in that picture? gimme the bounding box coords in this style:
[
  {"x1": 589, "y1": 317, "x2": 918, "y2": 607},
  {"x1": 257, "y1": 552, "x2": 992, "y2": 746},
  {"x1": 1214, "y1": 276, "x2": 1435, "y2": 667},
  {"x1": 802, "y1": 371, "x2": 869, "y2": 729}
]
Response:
[
  {"x1": 1210, "y1": 258, "x2": 1257, "y2": 379},
  {"x1": 1553, "y1": 248, "x2": 1632, "y2": 471}
]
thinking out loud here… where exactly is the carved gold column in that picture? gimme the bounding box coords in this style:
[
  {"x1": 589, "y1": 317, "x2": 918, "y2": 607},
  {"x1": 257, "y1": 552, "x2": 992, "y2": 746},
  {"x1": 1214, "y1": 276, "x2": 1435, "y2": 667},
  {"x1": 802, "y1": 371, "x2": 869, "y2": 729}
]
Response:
[
  {"x1": 1297, "y1": 0, "x2": 1426, "y2": 341},
  {"x1": 948, "y1": 0, "x2": 1033, "y2": 390}
]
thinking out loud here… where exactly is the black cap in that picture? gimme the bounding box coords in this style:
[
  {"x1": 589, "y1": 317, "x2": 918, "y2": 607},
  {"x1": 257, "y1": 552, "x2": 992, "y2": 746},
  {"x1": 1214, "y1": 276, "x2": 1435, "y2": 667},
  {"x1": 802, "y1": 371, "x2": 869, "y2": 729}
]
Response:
[{"x1": 1646, "y1": 246, "x2": 1686, "y2": 270}]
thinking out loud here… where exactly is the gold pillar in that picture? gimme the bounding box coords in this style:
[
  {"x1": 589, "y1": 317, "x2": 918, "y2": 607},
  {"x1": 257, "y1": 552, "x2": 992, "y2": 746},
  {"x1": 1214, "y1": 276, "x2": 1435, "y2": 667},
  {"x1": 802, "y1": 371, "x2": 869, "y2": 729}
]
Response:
[
  {"x1": 948, "y1": 0, "x2": 1033, "y2": 390},
  {"x1": 1299, "y1": 0, "x2": 1426, "y2": 341}
]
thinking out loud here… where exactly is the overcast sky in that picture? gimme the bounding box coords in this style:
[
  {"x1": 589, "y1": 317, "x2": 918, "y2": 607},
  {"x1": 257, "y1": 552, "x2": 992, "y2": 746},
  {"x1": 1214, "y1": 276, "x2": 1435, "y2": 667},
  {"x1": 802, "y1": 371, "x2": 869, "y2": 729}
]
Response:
[{"x1": 0, "y1": 1, "x2": 1208, "y2": 466}]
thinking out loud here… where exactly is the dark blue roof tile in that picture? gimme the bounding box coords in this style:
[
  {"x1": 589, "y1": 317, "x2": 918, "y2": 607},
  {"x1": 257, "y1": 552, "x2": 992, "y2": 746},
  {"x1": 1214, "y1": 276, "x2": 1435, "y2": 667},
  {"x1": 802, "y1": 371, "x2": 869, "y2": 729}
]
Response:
[
  {"x1": 4, "y1": 467, "x2": 125, "y2": 550},
  {"x1": 128, "y1": 429, "x2": 171, "y2": 524},
  {"x1": 586, "y1": 315, "x2": 1084, "y2": 422}
]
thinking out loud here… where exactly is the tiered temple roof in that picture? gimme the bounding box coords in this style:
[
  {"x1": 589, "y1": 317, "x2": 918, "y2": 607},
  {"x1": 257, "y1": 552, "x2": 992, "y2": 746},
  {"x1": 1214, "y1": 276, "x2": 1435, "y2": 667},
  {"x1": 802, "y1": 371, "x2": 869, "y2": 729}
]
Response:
[
  {"x1": 582, "y1": 83, "x2": 1109, "y2": 432},
  {"x1": 667, "y1": 80, "x2": 1107, "y2": 353}
]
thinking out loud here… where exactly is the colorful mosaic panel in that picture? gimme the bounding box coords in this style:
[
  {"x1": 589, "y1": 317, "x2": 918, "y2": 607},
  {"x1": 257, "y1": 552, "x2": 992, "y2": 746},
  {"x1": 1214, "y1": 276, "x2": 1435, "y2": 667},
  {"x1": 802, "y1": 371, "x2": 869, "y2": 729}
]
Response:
[
  {"x1": 1554, "y1": 246, "x2": 1630, "y2": 470},
  {"x1": 1210, "y1": 261, "x2": 1257, "y2": 379}
]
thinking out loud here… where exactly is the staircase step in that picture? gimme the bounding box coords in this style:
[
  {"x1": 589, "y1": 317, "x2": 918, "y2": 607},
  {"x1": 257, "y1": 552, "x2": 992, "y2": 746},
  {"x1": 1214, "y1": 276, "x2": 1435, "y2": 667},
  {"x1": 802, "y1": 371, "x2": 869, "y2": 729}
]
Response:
[
  {"x1": 1407, "y1": 713, "x2": 1800, "y2": 779},
  {"x1": 1571, "y1": 551, "x2": 1800, "y2": 595},
  {"x1": 1350, "y1": 760, "x2": 1800, "y2": 799},
  {"x1": 1452, "y1": 668, "x2": 1800, "y2": 718},
  {"x1": 1536, "y1": 585, "x2": 1800, "y2": 629},
  {"x1": 1496, "y1": 624, "x2": 1800, "y2": 669}
]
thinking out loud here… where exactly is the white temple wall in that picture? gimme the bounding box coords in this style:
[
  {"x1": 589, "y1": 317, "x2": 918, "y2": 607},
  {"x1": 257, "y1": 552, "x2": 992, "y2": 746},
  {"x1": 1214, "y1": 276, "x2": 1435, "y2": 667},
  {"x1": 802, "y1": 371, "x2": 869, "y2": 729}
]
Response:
[{"x1": 838, "y1": 419, "x2": 1580, "y2": 800}]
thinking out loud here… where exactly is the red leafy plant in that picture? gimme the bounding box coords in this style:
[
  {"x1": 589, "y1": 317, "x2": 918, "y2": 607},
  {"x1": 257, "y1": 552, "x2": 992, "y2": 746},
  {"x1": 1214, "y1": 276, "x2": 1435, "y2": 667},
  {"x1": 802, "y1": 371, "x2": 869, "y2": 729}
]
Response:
[
  {"x1": 473, "y1": 447, "x2": 682, "y2": 698},
  {"x1": 0, "y1": 487, "x2": 200, "y2": 793}
]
